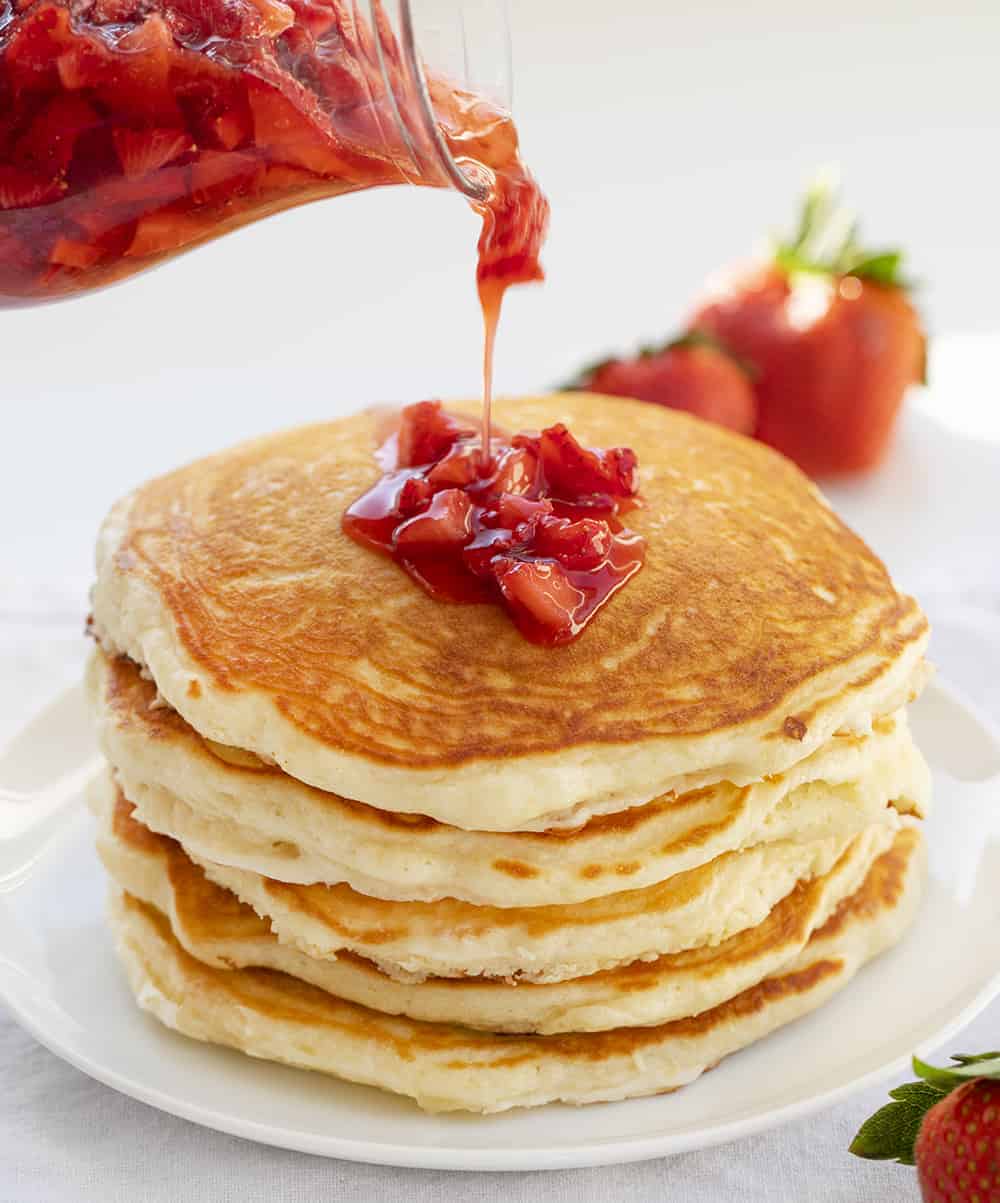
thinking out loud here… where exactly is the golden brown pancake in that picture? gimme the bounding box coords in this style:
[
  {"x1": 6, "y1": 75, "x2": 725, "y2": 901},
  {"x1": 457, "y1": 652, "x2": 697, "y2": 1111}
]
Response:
[
  {"x1": 94, "y1": 777, "x2": 901, "y2": 1031},
  {"x1": 90, "y1": 650, "x2": 928, "y2": 909},
  {"x1": 90, "y1": 765, "x2": 904, "y2": 982},
  {"x1": 108, "y1": 826, "x2": 925, "y2": 1111},
  {"x1": 91, "y1": 394, "x2": 929, "y2": 829}
]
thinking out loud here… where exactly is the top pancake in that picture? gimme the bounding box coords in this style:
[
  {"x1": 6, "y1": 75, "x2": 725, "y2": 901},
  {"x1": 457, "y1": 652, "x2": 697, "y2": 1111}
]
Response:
[{"x1": 91, "y1": 393, "x2": 929, "y2": 829}]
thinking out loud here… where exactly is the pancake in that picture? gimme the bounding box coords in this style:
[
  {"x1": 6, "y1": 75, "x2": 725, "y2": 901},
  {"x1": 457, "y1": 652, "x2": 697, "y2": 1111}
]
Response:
[
  {"x1": 90, "y1": 393, "x2": 930, "y2": 830},
  {"x1": 96, "y1": 785, "x2": 901, "y2": 1033},
  {"x1": 91, "y1": 770, "x2": 901, "y2": 982},
  {"x1": 90, "y1": 650, "x2": 929, "y2": 905},
  {"x1": 108, "y1": 826, "x2": 925, "y2": 1112}
]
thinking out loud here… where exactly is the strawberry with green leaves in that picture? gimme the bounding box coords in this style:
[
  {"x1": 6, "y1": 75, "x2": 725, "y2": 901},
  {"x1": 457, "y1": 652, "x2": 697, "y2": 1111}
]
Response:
[
  {"x1": 689, "y1": 180, "x2": 926, "y2": 477},
  {"x1": 851, "y1": 1051, "x2": 1000, "y2": 1201},
  {"x1": 565, "y1": 332, "x2": 757, "y2": 436}
]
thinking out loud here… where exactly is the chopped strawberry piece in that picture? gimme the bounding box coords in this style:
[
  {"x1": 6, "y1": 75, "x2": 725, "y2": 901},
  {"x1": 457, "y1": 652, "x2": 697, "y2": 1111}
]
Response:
[
  {"x1": 247, "y1": 83, "x2": 356, "y2": 177},
  {"x1": 113, "y1": 16, "x2": 175, "y2": 104},
  {"x1": 496, "y1": 493, "x2": 552, "y2": 529},
  {"x1": 189, "y1": 150, "x2": 264, "y2": 203},
  {"x1": 397, "y1": 474, "x2": 434, "y2": 517},
  {"x1": 49, "y1": 237, "x2": 103, "y2": 269},
  {"x1": 531, "y1": 515, "x2": 613, "y2": 570},
  {"x1": 482, "y1": 444, "x2": 540, "y2": 498},
  {"x1": 14, "y1": 94, "x2": 100, "y2": 175},
  {"x1": 0, "y1": 167, "x2": 62, "y2": 209},
  {"x1": 124, "y1": 211, "x2": 205, "y2": 257},
  {"x1": 426, "y1": 442, "x2": 481, "y2": 488},
  {"x1": 462, "y1": 526, "x2": 514, "y2": 577},
  {"x1": 493, "y1": 558, "x2": 583, "y2": 643},
  {"x1": 246, "y1": 0, "x2": 295, "y2": 36},
  {"x1": 280, "y1": 0, "x2": 336, "y2": 35},
  {"x1": 394, "y1": 489, "x2": 473, "y2": 550},
  {"x1": 476, "y1": 170, "x2": 548, "y2": 291},
  {"x1": 91, "y1": 0, "x2": 143, "y2": 21},
  {"x1": 162, "y1": 0, "x2": 259, "y2": 44},
  {"x1": 113, "y1": 127, "x2": 194, "y2": 179},
  {"x1": 533, "y1": 424, "x2": 639, "y2": 501},
  {"x1": 395, "y1": 401, "x2": 475, "y2": 469},
  {"x1": 56, "y1": 44, "x2": 105, "y2": 92},
  {"x1": 210, "y1": 111, "x2": 251, "y2": 151}
]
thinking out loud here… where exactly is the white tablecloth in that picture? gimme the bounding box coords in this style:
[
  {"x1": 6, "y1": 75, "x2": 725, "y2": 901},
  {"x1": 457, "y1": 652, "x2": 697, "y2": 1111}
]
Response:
[{"x1": 4, "y1": 371, "x2": 1000, "y2": 1200}]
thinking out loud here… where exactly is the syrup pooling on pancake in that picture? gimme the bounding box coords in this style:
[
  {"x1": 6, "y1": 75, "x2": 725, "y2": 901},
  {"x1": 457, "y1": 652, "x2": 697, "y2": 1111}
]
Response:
[{"x1": 342, "y1": 400, "x2": 646, "y2": 645}]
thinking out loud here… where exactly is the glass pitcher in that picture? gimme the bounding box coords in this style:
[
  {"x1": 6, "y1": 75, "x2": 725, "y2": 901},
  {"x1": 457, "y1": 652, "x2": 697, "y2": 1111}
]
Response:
[{"x1": 0, "y1": 0, "x2": 544, "y2": 307}]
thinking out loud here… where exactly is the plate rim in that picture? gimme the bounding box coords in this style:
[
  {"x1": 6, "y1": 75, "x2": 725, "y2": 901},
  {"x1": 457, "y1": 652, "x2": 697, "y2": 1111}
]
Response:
[{"x1": 3, "y1": 679, "x2": 1000, "y2": 1171}]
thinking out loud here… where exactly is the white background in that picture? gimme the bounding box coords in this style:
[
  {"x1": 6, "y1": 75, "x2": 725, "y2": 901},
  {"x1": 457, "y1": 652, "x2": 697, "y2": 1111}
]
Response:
[{"x1": 3, "y1": 0, "x2": 1000, "y2": 1198}]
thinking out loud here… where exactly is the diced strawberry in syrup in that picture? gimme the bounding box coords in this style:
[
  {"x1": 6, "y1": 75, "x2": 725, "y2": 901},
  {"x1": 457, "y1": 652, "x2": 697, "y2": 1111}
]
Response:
[
  {"x1": 493, "y1": 558, "x2": 584, "y2": 642},
  {"x1": 531, "y1": 515, "x2": 613, "y2": 571},
  {"x1": 481, "y1": 444, "x2": 540, "y2": 499},
  {"x1": 124, "y1": 210, "x2": 205, "y2": 257},
  {"x1": 49, "y1": 236, "x2": 103, "y2": 269},
  {"x1": 246, "y1": 83, "x2": 356, "y2": 178},
  {"x1": 342, "y1": 402, "x2": 645, "y2": 644},
  {"x1": 210, "y1": 111, "x2": 251, "y2": 151},
  {"x1": 113, "y1": 127, "x2": 193, "y2": 179},
  {"x1": 246, "y1": 0, "x2": 295, "y2": 37},
  {"x1": 394, "y1": 489, "x2": 473, "y2": 550},
  {"x1": 397, "y1": 474, "x2": 434, "y2": 517},
  {"x1": 91, "y1": 0, "x2": 143, "y2": 20},
  {"x1": 14, "y1": 94, "x2": 100, "y2": 174},
  {"x1": 0, "y1": 166, "x2": 63, "y2": 209},
  {"x1": 189, "y1": 150, "x2": 264, "y2": 204},
  {"x1": 462, "y1": 526, "x2": 515, "y2": 578},
  {"x1": 496, "y1": 493, "x2": 552, "y2": 529},
  {"x1": 395, "y1": 400, "x2": 475, "y2": 469},
  {"x1": 529, "y1": 423, "x2": 639, "y2": 501},
  {"x1": 426, "y1": 442, "x2": 482, "y2": 489},
  {"x1": 55, "y1": 45, "x2": 104, "y2": 92}
]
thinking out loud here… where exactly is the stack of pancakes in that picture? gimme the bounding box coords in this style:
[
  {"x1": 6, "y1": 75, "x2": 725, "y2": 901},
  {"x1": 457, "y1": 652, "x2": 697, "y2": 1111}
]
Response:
[{"x1": 86, "y1": 394, "x2": 931, "y2": 1113}]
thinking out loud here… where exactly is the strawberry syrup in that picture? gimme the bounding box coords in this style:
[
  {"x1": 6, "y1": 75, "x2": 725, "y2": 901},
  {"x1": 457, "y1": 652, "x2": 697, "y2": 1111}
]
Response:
[
  {"x1": 343, "y1": 402, "x2": 646, "y2": 646},
  {"x1": 479, "y1": 283, "x2": 500, "y2": 463},
  {"x1": 339, "y1": 79, "x2": 648, "y2": 647},
  {"x1": 472, "y1": 164, "x2": 549, "y2": 462}
]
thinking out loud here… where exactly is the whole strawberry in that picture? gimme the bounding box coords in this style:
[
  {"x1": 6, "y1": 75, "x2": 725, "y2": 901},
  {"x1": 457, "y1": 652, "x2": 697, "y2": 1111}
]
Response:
[
  {"x1": 565, "y1": 333, "x2": 757, "y2": 435},
  {"x1": 851, "y1": 1052, "x2": 1000, "y2": 1202},
  {"x1": 689, "y1": 178, "x2": 925, "y2": 477}
]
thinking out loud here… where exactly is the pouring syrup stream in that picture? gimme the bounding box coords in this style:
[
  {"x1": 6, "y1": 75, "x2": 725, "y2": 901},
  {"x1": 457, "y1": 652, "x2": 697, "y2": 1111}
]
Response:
[{"x1": 479, "y1": 281, "x2": 501, "y2": 466}]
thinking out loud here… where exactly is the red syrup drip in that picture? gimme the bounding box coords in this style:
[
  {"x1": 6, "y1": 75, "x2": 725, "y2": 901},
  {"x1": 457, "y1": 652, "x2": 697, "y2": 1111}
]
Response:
[
  {"x1": 343, "y1": 400, "x2": 646, "y2": 646},
  {"x1": 473, "y1": 166, "x2": 549, "y2": 459}
]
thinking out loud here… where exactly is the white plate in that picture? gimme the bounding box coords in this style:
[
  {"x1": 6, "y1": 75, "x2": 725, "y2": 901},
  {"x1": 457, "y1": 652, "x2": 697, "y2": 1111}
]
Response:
[{"x1": 2, "y1": 676, "x2": 1000, "y2": 1172}]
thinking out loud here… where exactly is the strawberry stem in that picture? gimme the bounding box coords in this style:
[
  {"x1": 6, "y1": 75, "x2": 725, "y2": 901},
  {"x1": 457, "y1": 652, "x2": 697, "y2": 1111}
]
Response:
[
  {"x1": 850, "y1": 1051, "x2": 1000, "y2": 1164},
  {"x1": 774, "y1": 176, "x2": 910, "y2": 289}
]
